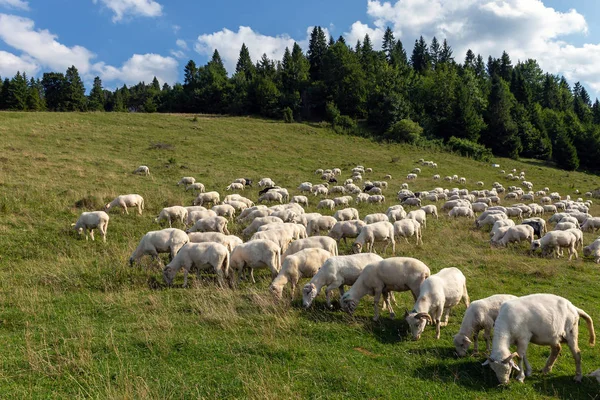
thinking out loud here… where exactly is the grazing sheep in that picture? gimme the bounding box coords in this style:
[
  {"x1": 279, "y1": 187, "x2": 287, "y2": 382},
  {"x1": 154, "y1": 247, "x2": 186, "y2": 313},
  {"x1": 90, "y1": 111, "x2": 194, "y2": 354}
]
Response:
[
  {"x1": 186, "y1": 182, "x2": 206, "y2": 193},
  {"x1": 241, "y1": 216, "x2": 284, "y2": 238},
  {"x1": 129, "y1": 228, "x2": 189, "y2": 267},
  {"x1": 269, "y1": 248, "x2": 331, "y2": 299},
  {"x1": 406, "y1": 209, "x2": 427, "y2": 229},
  {"x1": 387, "y1": 207, "x2": 407, "y2": 222},
  {"x1": 352, "y1": 221, "x2": 395, "y2": 255},
  {"x1": 405, "y1": 267, "x2": 470, "y2": 340},
  {"x1": 297, "y1": 182, "x2": 313, "y2": 193},
  {"x1": 475, "y1": 212, "x2": 508, "y2": 229},
  {"x1": 193, "y1": 191, "x2": 220, "y2": 206},
  {"x1": 104, "y1": 194, "x2": 145, "y2": 215},
  {"x1": 472, "y1": 202, "x2": 489, "y2": 214},
  {"x1": 328, "y1": 220, "x2": 367, "y2": 244},
  {"x1": 402, "y1": 197, "x2": 422, "y2": 207},
  {"x1": 368, "y1": 195, "x2": 385, "y2": 204},
  {"x1": 334, "y1": 208, "x2": 359, "y2": 221},
  {"x1": 230, "y1": 240, "x2": 281, "y2": 283},
  {"x1": 341, "y1": 257, "x2": 431, "y2": 321},
  {"x1": 566, "y1": 228, "x2": 584, "y2": 250},
  {"x1": 521, "y1": 217, "x2": 546, "y2": 238},
  {"x1": 581, "y1": 217, "x2": 600, "y2": 233},
  {"x1": 531, "y1": 231, "x2": 578, "y2": 260},
  {"x1": 393, "y1": 219, "x2": 422, "y2": 245},
  {"x1": 291, "y1": 195, "x2": 309, "y2": 207},
  {"x1": 270, "y1": 209, "x2": 300, "y2": 224},
  {"x1": 187, "y1": 232, "x2": 241, "y2": 252},
  {"x1": 302, "y1": 253, "x2": 383, "y2": 308},
  {"x1": 283, "y1": 236, "x2": 338, "y2": 261},
  {"x1": 482, "y1": 294, "x2": 595, "y2": 384},
  {"x1": 307, "y1": 216, "x2": 337, "y2": 236},
  {"x1": 177, "y1": 177, "x2": 195, "y2": 186},
  {"x1": 554, "y1": 221, "x2": 578, "y2": 231},
  {"x1": 496, "y1": 225, "x2": 535, "y2": 248},
  {"x1": 226, "y1": 182, "x2": 244, "y2": 191},
  {"x1": 250, "y1": 229, "x2": 294, "y2": 254},
  {"x1": 163, "y1": 242, "x2": 229, "y2": 288},
  {"x1": 317, "y1": 199, "x2": 335, "y2": 210},
  {"x1": 258, "y1": 178, "x2": 275, "y2": 188},
  {"x1": 407, "y1": 173, "x2": 417, "y2": 181},
  {"x1": 449, "y1": 207, "x2": 475, "y2": 218},
  {"x1": 223, "y1": 200, "x2": 248, "y2": 214},
  {"x1": 133, "y1": 165, "x2": 150, "y2": 175},
  {"x1": 185, "y1": 210, "x2": 217, "y2": 226},
  {"x1": 583, "y1": 238, "x2": 600, "y2": 263},
  {"x1": 364, "y1": 213, "x2": 389, "y2": 225},
  {"x1": 71, "y1": 211, "x2": 110, "y2": 242},
  {"x1": 257, "y1": 222, "x2": 307, "y2": 241},
  {"x1": 187, "y1": 215, "x2": 230, "y2": 235},
  {"x1": 212, "y1": 204, "x2": 236, "y2": 219},
  {"x1": 420, "y1": 204, "x2": 438, "y2": 219},
  {"x1": 490, "y1": 227, "x2": 511, "y2": 246},
  {"x1": 155, "y1": 206, "x2": 188, "y2": 228},
  {"x1": 453, "y1": 294, "x2": 518, "y2": 357},
  {"x1": 258, "y1": 191, "x2": 283, "y2": 204}
]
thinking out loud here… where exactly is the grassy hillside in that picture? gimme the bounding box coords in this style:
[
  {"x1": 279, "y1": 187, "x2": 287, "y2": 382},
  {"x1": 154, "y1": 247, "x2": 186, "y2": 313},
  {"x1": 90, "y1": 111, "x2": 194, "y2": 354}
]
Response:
[{"x1": 1, "y1": 112, "x2": 599, "y2": 399}]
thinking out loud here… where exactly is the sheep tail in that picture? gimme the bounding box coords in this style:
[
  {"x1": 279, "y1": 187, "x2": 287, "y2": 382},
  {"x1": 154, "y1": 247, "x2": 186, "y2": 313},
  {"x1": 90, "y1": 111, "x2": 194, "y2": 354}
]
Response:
[{"x1": 577, "y1": 308, "x2": 595, "y2": 346}]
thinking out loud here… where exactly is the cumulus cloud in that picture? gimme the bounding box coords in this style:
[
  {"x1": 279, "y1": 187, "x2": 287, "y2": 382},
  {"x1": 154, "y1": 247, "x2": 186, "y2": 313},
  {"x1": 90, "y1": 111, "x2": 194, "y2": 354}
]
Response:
[
  {"x1": 176, "y1": 39, "x2": 187, "y2": 50},
  {"x1": 92, "y1": 0, "x2": 163, "y2": 22},
  {"x1": 352, "y1": 0, "x2": 600, "y2": 94},
  {"x1": 0, "y1": 50, "x2": 38, "y2": 77},
  {"x1": 0, "y1": 0, "x2": 29, "y2": 10},
  {"x1": 93, "y1": 53, "x2": 178, "y2": 86}
]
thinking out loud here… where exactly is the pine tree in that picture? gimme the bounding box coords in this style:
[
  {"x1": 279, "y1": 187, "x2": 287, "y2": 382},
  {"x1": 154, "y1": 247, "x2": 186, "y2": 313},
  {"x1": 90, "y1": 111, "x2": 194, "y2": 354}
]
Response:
[
  {"x1": 0, "y1": 78, "x2": 9, "y2": 110},
  {"x1": 499, "y1": 51, "x2": 512, "y2": 83},
  {"x1": 410, "y1": 36, "x2": 430, "y2": 74},
  {"x1": 235, "y1": 43, "x2": 255, "y2": 78},
  {"x1": 41, "y1": 72, "x2": 66, "y2": 111},
  {"x1": 474, "y1": 54, "x2": 486, "y2": 79},
  {"x1": 7, "y1": 71, "x2": 29, "y2": 110},
  {"x1": 483, "y1": 75, "x2": 521, "y2": 158},
  {"x1": 439, "y1": 39, "x2": 454, "y2": 64},
  {"x1": 27, "y1": 77, "x2": 45, "y2": 111},
  {"x1": 151, "y1": 76, "x2": 161, "y2": 92},
  {"x1": 390, "y1": 40, "x2": 408, "y2": 68},
  {"x1": 64, "y1": 66, "x2": 86, "y2": 111},
  {"x1": 256, "y1": 53, "x2": 276, "y2": 79},
  {"x1": 554, "y1": 131, "x2": 579, "y2": 170},
  {"x1": 464, "y1": 49, "x2": 476, "y2": 69},
  {"x1": 88, "y1": 76, "x2": 105, "y2": 111},
  {"x1": 382, "y1": 27, "x2": 395, "y2": 62},
  {"x1": 307, "y1": 26, "x2": 328, "y2": 81},
  {"x1": 592, "y1": 99, "x2": 600, "y2": 125},
  {"x1": 541, "y1": 73, "x2": 560, "y2": 110},
  {"x1": 429, "y1": 37, "x2": 440, "y2": 68},
  {"x1": 183, "y1": 60, "x2": 198, "y2": 90}
]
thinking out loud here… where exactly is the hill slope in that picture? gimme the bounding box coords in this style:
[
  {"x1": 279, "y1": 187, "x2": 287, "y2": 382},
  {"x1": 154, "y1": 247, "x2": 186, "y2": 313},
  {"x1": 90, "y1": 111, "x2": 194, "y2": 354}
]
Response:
[{"x1": 0, "y1": 112, "x2": 599, "y2": 398}]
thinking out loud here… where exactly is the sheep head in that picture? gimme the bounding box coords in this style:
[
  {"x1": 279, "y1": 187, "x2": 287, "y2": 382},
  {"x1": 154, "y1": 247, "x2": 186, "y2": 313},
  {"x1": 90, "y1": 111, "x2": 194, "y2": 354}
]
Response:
[
  {"x1": 340, "y1": 293, "x2": 356, "y2": 315},
  {"x1": 405, "y1": 312, "x2": 431, "y2": 340},
  {"x1": 302, "y1": 283, "x2": 318, "y2": 308},
  {"x1": 482, "y1": 352, "x2": 520, "y2": 385},
  {"x1": 163, "y1": 266, "x2": 175, "y2": 286},
  {"x1": 453, "y1": 334, "x2": 472, "y2": 357},
  {"x1": 269, "y1": 284, "x2": 283, "y2": 300},
  {"x1": 351, "y1": 242, "x2": 362, "y2": 254}
]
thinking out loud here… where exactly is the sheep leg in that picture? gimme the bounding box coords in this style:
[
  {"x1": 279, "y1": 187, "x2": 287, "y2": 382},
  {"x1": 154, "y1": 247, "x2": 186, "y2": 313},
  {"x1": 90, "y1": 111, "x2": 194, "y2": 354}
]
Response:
[
  {"x1": 215, "y1": 268, "x2": 225, "y2": 289},
  {"x1": 89, "y1": 229, "x2": 95, "y2": 241},
  {"x1": 566, "y1": 332, "x2": 583, "y2": 382},
  {"x1": 325, "y1": 283, "x2": 341, "y2": 309},
  {"x1": 372, "y1": 290, "x2": 382, "y2": 321},
  {"x1": 462, "y1": 285, "x2": 470, "y2": 308},
  {"x1": 183, "y1": 267, "x2": 189, "y2": 288},
  {"x1": 403, "y1": 236, "x2": 410, "y2": 244},
  {"x1": 383, "y1": 290, "x2": 395, "y2": 319},
  {"x1": 124, "y1": 206, "x2": 129, "y2": 215},
  {"x1": 542, "y1": 344, "x2": 561, "y2": 374},
  {"x1": 250, "y1": 268, "x2": 256, "y2": 284},
  {"x1": 435, "y1": 321, "x2": 441, "y2": 340},
  {"x1": 440, "y1": 308, "x2": 451, "y2": 326},
  {"x1": 472, "y1": 330, "x2": 480, "y2": 354},
  {"x1": 515, "y1": 343, "x2": 529, "y2": 382}
]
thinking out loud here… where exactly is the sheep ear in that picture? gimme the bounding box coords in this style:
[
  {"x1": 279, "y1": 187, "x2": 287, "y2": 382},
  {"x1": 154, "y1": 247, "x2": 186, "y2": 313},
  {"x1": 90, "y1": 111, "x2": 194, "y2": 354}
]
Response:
[
  {"x1": 481, "y1": 359, "x2": 491, "y2": 366},
  {"x1": 502, "y1": 351, "x2": 519, "y2": 363},
  {"x1": 70, "y1": 223, "x2": 76, "y2": 227},
  {"x1": 464, "y1": 337, "x2": 472, "y2": 344},
  {"x1": 509, "y1": 360, "x2": 520, "y2": 371}
]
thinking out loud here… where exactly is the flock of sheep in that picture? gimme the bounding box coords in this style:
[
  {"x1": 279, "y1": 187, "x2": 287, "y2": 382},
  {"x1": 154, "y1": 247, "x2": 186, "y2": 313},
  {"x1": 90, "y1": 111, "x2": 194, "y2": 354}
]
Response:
[{"x1": 70, "y1": 161, "x2": 600, "y2": 386}]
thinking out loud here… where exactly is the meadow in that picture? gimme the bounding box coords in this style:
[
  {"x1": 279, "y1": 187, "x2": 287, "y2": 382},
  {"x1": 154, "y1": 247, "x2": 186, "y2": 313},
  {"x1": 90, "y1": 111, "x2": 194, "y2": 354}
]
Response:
[{"x1": 0, "y1": 112, "x2": 599, "y2": 399}]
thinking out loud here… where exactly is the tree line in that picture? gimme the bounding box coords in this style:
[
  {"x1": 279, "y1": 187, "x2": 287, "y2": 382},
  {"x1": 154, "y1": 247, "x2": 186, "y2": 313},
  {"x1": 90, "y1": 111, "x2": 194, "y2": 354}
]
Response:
[{"x1": 1, "y1": 26, "x2": 599, "y2": 172}]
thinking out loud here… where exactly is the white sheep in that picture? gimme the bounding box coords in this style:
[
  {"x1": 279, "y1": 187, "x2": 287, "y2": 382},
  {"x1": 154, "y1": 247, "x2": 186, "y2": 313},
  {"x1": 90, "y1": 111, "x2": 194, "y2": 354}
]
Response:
[
  {"x1": 193, "y1": 191, "x2": 220, "y2": 206},
  {"x1": 185, "y1": 182, "x2": 206, "y2": 193},
  {"x1": 187, "y1": 231, "x2": 241, "y2": 252},
  {"x1": 531, "y1": 231, "x2": 578, "y2": 260},
  {"x1": 367, "y1": 195, "x2": 385, "y2": 204},
  {"x1": 554, "y1": 221, "x2": 578, "y2": 231},
  {"x1": 420, "y1": 205, "x2": 438, "y2": 219},
  {"x1": 104, "y1": 194, "x2": 144, "y2": 215},
  {"x1": 482, "y1": 294, "x2": 595, "y2": 384},
  {"x1": 257, "y1": 222, "x2": 307, "y2": 241},
  {"x1": 387, "y1": 207, "x2": 407, "y2": 222},
  {"x1": 291, "y1": 195, "x2": 309, "y2": 207},
  {"x1": 226, "y1": 182, "x2": 244, "y2": 191},
  {"x1": 302, "y1": 253, "x2": 383, "y2": 308},
  {"x1": 258, "y1": 178, "x2": 275, "y2": 188},
  {"x1": 297, "y1": 182, "x2": 313, "y2": 193},
  {"x1": 402, "y1": 197, "x2": 421, "y2": 207},
  {"x1": 250, "y1": 229, "x2": 294, "y2": 254},
  {"x1": 282, "y1": 236, "x2": 338, "y2": 261},
  {"x1": 352, "y1": 221, "x2": 395, "y2": 255},
  {"x1": 230, "y1": 239, "x2": 281, "y2": 284},
  {"x1": 133, "y1": 165, "x2": 149, "y2": 175},
  {"x1": 211, "y1": 204, "x2": 236, "y2": 220},
  {"x1": 341, "y1": 257, "x2": 431, "y2": 321},
  {"x1": 258, "y1": 191, "x2": 283, "y2": 204},
  {"x1": 223, "y1": 200, "x2": 248, "y2": 214},
  {"x1": 317, "y1": 199, "x2": 335, "y2": 210},
  {"x1": 177, "y1": 177, "x2": 195, "y2": 186},
  {"x1": 405, "y1": 267, "x2": 470, "y2": 340},
  {"x1": 71, "y1": 211, "x2": 109, "y2": 242},
  {"x1": 393, "y1": 219, "x2": 422, "y2": 245},
  {"x1": 406, "y1": 209, "x2": 427, "y2": 229},
  {"x1": 496, "y1": 225, "x2": 534, "y2": 248},
  {"x1": 364, "y1": 213, "x2": 389, "y2": 225},
  {"x1": 449, "y1": 207, "x2": 475, "y2": 218},
  {"x1": 581, "y1": 217, "x2": 600, "y2": 233},
  {"x1": 129, "y1": 228, "x2": 189, "y2": 267},
  {"x1": 334, "y1": 207, "x2": 359, "y2": 221},
  {"x1": 270, "y1": 209, "x2": 300, "y2": 224},
  {"x1": 453, "y1": 294, "x2": 518, "y2": 357},
  {"x1": 269, "y1": 248, "x2": 331, "y2": 299},
  {"x1": 162, "y1": 242, "x2": 229, "y2": 288},
  {"x1": 583, "y1": 238, "x2": 600, "y2": 263},
  {"x1": 155, "y1": 206, "x2": 188, "y2": 228},
  {"x1": 328, "y1": 220, "x2": 366, "y2": 244},
  {"x1": 186, "y1": 216, "x2": 230, "y2": 235},
  {"x1": 406, "y1": 173, "x2": 417, "y2": 181},
  {"x1": 185, "y1": 209, "x2": 218, "y2": 225},
  {"x1": 307, "y1": 216, "x2": 337, "y2": 236}
]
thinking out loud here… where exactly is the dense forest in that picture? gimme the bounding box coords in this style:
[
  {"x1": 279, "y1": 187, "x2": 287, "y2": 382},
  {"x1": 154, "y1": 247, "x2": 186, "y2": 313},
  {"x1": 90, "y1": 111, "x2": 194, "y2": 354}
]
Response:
[{"x1": 1, "y1": 26, "x2": 600, "y2": 171}]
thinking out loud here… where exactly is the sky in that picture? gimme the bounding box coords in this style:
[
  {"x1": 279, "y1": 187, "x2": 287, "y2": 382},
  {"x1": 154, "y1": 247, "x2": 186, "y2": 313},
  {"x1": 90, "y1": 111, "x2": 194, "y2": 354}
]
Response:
[{"x1": 1, "y1": 0, "x2": 600, "y2": 98}]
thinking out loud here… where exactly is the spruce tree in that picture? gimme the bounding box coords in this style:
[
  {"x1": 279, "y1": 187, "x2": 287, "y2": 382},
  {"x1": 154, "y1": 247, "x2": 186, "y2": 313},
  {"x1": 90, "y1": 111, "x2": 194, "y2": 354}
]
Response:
[
  {"x1": 183, "y1": 60, "x2": 198, "y2": 90},
  {"x1": 483, "y1": 74, "x2": 521, "y2": 158},
  {"x1": 0, "y1": 78, "x2": 9, "y2": 109},
  {"x1": 390, "y1": 40, "x2": 408, "y2": 67},
  {"x1": 429, "y1": 37, "x2": 440, "y2": 68},
  {"x1": 592, "y1": 99, "x2": 600, "y2": 124},
  {"x1": 464, "y1": 49, "x2": 475, "y2": 69},
  {"x1": 382, "y1": 27, "x2": 395, "y2": 63},
  {"x1": 41, "y1": 72, "x2": 66, "y2": 111},
  {"x1": 88, "y1": 76, "x2": 105, "y2": 111},
  {"x1": 307, "y1": 26, "x2": 328, "y2": 81},
  {"x1": 499, "y1": 51, "x2": 512, "y2": 83},
  {"x1": 26, "y1": 77, "x2": 45, "y2": 111},
  {"x1": 235, "y1": 43, "x2": 255, "y2": 78},
  {"x1": 439, "y1": 39, "x2": 454, "y2": 64},
  {"x1": 7, "y1": 71, "x2": 28, "y2": 110},
  {"x1": 410, "y1": 36, "x2": 430, "y2": 74},
  {"x1": 64, "y1": 66, "x2": 86, "y2": 111}
]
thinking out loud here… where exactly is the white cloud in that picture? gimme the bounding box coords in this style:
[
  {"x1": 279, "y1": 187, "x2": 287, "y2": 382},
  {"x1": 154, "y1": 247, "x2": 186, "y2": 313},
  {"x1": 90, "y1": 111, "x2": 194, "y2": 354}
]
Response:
[
  {"x1": 353, "y1": 0, "x2": 600, "y2": 96},
  {"x1": 93, "y1": 53, "x2": 178, "y2": 86},
  {"x1": 92, "y1": 0, "x2": 163, "y2": 22},
  {"x1": 172, "y1": 24, "x2": 180, "y2": 34},
  {"x1": 0, "y1": 50, "x2": 38, "y2": 78},
  {"x1": 0, "y1": 0, "x2": 28, "y2": 10},
  {"x1": 170, "y1": 49, "x2": 185, "y2": 59},
  {"x1": 195, "y1": 26, "x2": 296, "y2": 74},
  {"x1": 176, "y1": 39, "x2": 187, "y2": 50},
  {"x1": 344, "y1": 21, "x2": 385, "y2": 49}
]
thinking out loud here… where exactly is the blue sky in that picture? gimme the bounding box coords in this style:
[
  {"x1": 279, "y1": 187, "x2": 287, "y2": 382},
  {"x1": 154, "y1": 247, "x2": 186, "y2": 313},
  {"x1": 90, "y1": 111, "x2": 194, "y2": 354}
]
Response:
[{"x1": 1, "y1": 0, "x2": 600, "y2": 98}]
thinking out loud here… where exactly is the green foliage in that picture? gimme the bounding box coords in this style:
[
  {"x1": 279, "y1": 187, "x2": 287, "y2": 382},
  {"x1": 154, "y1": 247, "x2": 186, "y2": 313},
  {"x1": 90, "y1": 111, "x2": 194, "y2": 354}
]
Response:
[
  {"x1": 325, "y1": 101, "x2": 340, "y2": 123},
  {"x1": 7, "y1": 71, "x2": 29, "y2": 110},
  {"x1": 88, "y1": 76, "x2": 105, "y2": 112},
  {"x1": 333, "y1": 114, "x2": 356, "y2": 133},
  {"x1": 282, "y1": 106, "x2": 293, "y2": 123},
  {"x1": 553, "y1": 132, "x2": 580, "y2": 170},
  {"x1": 447, "y1": 136, "x2": 493, "y2": 161},
  {"x1": 63, "y1": 66, "x2": 86, "y2": 111},
  {"x1": 385, "y1": 119, "x2": 422, "y2": 144}
]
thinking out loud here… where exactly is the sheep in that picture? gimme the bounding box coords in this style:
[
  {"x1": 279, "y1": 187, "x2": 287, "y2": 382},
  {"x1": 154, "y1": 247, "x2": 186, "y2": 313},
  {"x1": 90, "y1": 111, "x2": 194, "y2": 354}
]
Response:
[
  {"x1": 475, "y1": 212, "x2": 507, "y2": 229},
  {"x1": 490, "y1": 227, "x2": 511, "y2": 245},
  {"x1": 402, "y1": 197, "x2": 421, "y2": 207},
  {"x1": 482, "y1": 294, "x2": 595, "y2": 384},
  {"x1": 368, "y1": 195, "x2": 385, "y2": 204},
  {"x1": 364, "y1": 213, "x2": 389, "y2": 225},
  {"x1": 505, "y1": 207, "x2": 523, "y2": 220},
  {"x1": 334, "y1": 208, "x2": 359, "y2": 221},
  {"x1": 186, "y1": 182, "x2": 206, "y2": 193},
  {"x1": 225, "y1": 195, "x2": 253, "y2": 208},
  {"x1": 453, "y1": 294, "x2": 518, "y2": 357},
  {"x1": 282, "y1": 236, "x2": 338, "y2": 261},
  {"x1": 412, "y1": 168, "x2": 422, "y2": 174},
  {"x1": 211, "y1": 204, "x2": 235, "y2": 220},
  {"x1": 459, "y1": 177, "x2": 467, "y2": 185},
  {"x1": 341, "y1": 257, "x2": 431, "y2": 321},
  {"x1": 186, "y1": 215, "x2": 230, "y2": 235},
  {"x1": 185, "y1": 210, "x2": 217, "y2": 226},
  {"x1": 133, "y1": 165, "x2": 150, "y2": 175},
  {"x1": 155, "y1": 206, "x2": 188, "y2": 228},
  {"x1": 250, "y1": 229, "x2": 294, "y2": 254},
  {"x1": 257, "y1": 222, "x2": 307, "y2": 241},
  {"x1": 226, "y1": 182, "x2": 244, "y2": 191},
  {"x1": 241, "y1": 216, "x2": 284, "y2": 238},
  {"x1": 233, "y1": 178, "x2": 247, "y2": 186},
  {"x1": 193, "y1": 191, "x2": 220, "y2": 206},
  {"x1": 314, "y1": 169, "x2": 323, "y2": 175},
  {"x1": 476, "y1": 181, "x2": 484, "y2": 187},
  {"x1": 352, "y1": 221, "x2": 395, "y2": 255},
  {"x1": 393, "y1": 219, "x2": 423, "y2": 245},
  {"x1": 71, "y1": 211, "x2": 109, "y2": 242},
  {"x1": 177, "y1": 177, "x2": 195, "y2": 186},
  {"x1": 187, "y1": 232, "x2": 241, "y2": 252},
  {"x1": 297, "y1": 182, "x2": 313, "y2": 193},
  {"x1": 406, "y1": 173, "x2": 417, "y2": 180},
  {"x1": 531, "y1": 231, "x2": 578, "y2": 260},
  {"x1": 230, "y1": 239, "x2": 281, "y2": 283},
  {"x1": 405, "y1": 267, "x2": 470, "y2": 340},
  {"x1": 583, "y1": 238, "x2": 600, "y2": 263},
  {"x1": 223, "y1": 200, "x2": 248, "y2": 214},
  {"x1": 406, "y1": 209, "x2": 427, "y2": 229},
  {"x1": 496, "y1": 225, "x2": 535, "y2": 248},
  {"x1": 239, "y1": 208, "x2": 271, "y2": 225},
  {"x1": 581, "y1": 217, "x2": 600, "y2": 233},
  {"x1": 258, "y1": 178, "x2": 275, "y2": 188},
  {"x1": 269, "y1": 248, "x2": 332, "y2": 300},
  {"x1": 302, "y1": 253, "x2": 383, "y2": 308},
  {"x1": 185, "y1": 205, "x2": 207, "y2": 213},
  {"x1": 472, "y1": 202, "x2": 488, "y2": 214},
  {"x1": 258, "y1": 191, "x2": 283, "y2": 204},
  {"x1": 491, "y1": 219, "x2": 515, "y2": 235},
  {"x1": 270, "y1": 209, "x2": 300, "y2": 224},
  {"x1": 449, "y1": 207, "x2": 475, "y2": 218},
  {"x1": 566, "y1": 228, "x2": 584, "y2": 250},
  {"x1": 328, "y1": 220, "x2": 366, "y2": 244},
  {"x1": 317, "y1": 199, "x2": 335, "y2": 210},
  {"x1": 291, "y1": 195, "x2": 309, "y2": 207},
  {"x1": 104, "y1": 194, "x2": 144, "y2": 215},
  {"x1": 307, "y1": 216, "x2": 337, "y2": 236},
  {"x1": 554, "y1": 221, "x2": 578, "y2": 231},
  {"x1": 163, "y1": 242, "x2": 230, "y2": 288},
  {"x1": 387, "y1": 207, "x2": 407, "y2": 222}
]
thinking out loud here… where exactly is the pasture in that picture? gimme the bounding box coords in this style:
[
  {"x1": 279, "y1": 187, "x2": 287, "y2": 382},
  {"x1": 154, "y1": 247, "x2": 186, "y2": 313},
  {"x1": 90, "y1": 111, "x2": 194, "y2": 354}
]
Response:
[{"x1": 1, "y1": 112, "x2": 600, "y2": 399}]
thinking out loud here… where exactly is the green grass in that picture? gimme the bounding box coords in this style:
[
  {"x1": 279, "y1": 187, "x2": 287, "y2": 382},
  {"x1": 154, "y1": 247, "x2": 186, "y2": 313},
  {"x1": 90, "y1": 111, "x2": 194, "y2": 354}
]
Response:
[{"x1": 1, "y1": 112, "x2": 600, "y2": 399}]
